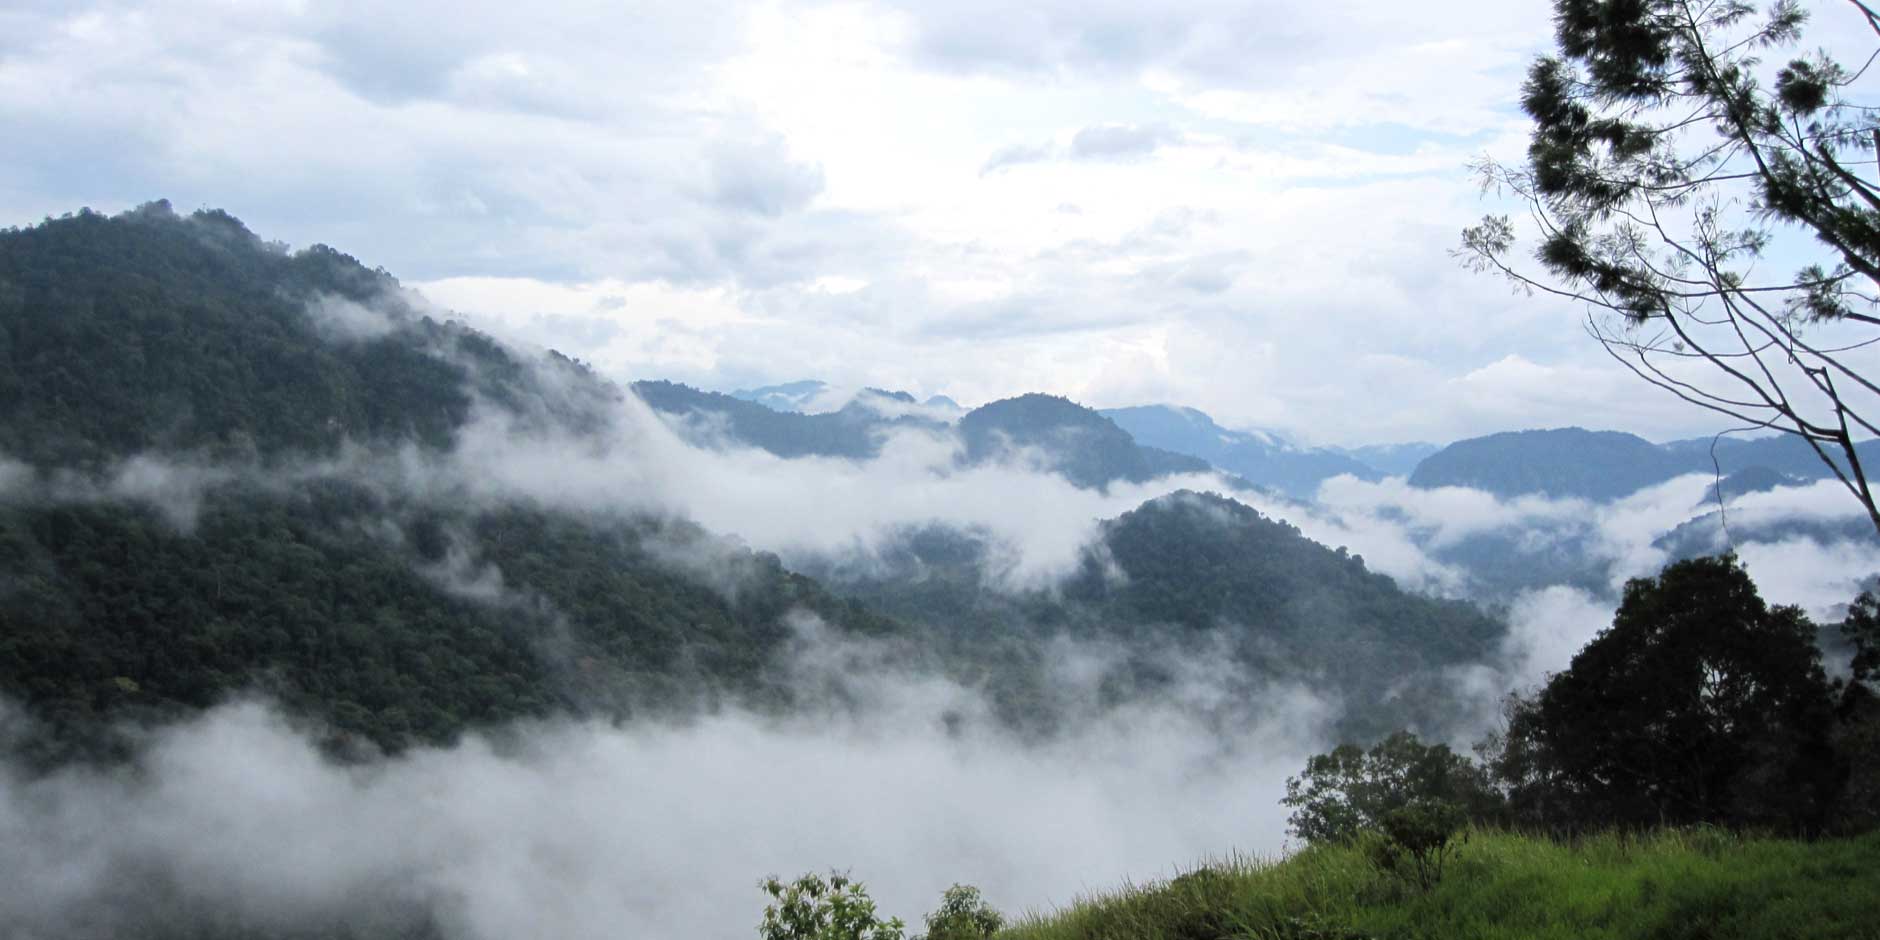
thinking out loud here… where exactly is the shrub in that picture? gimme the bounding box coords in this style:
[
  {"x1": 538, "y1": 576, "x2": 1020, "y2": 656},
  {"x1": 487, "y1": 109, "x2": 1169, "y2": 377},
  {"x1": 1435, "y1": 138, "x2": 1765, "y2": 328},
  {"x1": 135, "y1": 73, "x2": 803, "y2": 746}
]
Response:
[
  {"x1": 1282, "y1": 730, "x2": 1497, "y2": 844},
  {"x1": 759, "y1": 872, "x2": 905, "y2": 940},
  {"x1": 918, "y1": 884, "x2": 1002, "y2": 940},
  {"x1": 1362, "y1": 799, "x2": 1466, "y2": 892}
]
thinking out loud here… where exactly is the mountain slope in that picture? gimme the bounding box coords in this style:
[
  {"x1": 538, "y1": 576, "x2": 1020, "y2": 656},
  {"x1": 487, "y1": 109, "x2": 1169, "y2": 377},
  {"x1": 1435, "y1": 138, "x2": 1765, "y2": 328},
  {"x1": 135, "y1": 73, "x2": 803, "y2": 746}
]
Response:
[
  {"x1": 0, "y1": 206, "x2": 904, "y2": 759},
  {"x1": 631, "y1": 380, "x2": 933, "y2": 459},
  {"x1": 811, "y1": 490, "x2": 1506, "y2": 737},
  {"x1": 1411, "y1": 426, "x2": 1880, "y2": 500},
  {"x1": 959, "y1": 394, "x2": 1211, "y2": 488},
  {"x1": 1334, "y1": 440, "x2": 1441, "y2": 477},
  {"x1": 1408, "y1": 428, "x2": 1681, "y2": 499},
  {"x1": 0, "y1": 202, "x2": 613, "y2": 471},
  {"x1": 1102, "y1": 404, "x2": 1384, "y2": 497}
]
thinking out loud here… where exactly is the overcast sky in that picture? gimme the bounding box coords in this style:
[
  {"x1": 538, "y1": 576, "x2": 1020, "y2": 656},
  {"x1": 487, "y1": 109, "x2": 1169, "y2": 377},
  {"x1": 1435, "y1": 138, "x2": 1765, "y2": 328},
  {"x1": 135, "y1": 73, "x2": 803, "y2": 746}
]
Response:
[{"x1": 6, "y1": 0, "x2": 1873, "y2": 445}]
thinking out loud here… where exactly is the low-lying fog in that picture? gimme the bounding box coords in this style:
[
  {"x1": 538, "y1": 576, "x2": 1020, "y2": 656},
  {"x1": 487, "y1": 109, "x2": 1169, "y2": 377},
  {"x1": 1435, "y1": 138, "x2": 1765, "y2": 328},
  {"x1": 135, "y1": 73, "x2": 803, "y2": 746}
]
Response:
[
  {"x1": 1, "y1": 646, "x2": 1333, "y2": 939},
  {"x1": 6, "y1": 325, "x2": 1879, "y2": 938}
]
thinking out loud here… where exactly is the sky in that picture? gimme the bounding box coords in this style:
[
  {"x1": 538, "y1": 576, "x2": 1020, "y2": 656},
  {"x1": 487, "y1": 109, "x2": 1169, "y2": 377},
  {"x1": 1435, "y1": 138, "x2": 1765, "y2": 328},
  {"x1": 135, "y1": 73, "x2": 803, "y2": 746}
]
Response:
[{"x1": 3, "y1": 0, "x2": 1874, "y2": 445}]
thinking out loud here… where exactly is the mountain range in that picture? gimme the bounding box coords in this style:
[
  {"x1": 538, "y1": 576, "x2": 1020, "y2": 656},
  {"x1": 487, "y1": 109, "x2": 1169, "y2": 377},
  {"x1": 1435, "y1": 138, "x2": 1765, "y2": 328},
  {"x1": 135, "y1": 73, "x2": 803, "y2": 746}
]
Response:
[
  {"x1": 0, "y1": 203, "x2": 1511, "y2": 761},
  {"x1": 701, "y1": 389, "x2": 1875, "y2": 507}
]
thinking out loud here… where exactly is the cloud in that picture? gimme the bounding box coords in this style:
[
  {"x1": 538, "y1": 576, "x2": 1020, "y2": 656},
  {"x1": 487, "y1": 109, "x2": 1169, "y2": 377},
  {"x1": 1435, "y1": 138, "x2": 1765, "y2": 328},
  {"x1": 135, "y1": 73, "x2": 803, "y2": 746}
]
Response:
[
  {"x1": 707, "y1": 135, "x2": 826, "y2": 217},
  {"x1": 1733, "y1": 537, "x2": 1880, "y2": 621},
  {"x1": 1, "y1": 0, "x2": 1762, "y2": 448},
  {"x1": 980, "y1": 123, "x2": 1175, "y2": 176},
  {"x1": 307, "y1": 294, "x2": 402, "y2": 342},
  {"x1": 0, "y1": 634, "x2": 1335, "y2": 940},
  {"x1": 980, "y1": 142, "x2": 1055, "y2": 175},
  {"x1": 1497, "y1": 585, "x2": 1613, "y2": 688},
  {"x1": 1069, "y1": 122, "x2": 1172, "y2": 160},
  {"x1": 432, "y1": 401, "x2": 1236, "y2": 589}
]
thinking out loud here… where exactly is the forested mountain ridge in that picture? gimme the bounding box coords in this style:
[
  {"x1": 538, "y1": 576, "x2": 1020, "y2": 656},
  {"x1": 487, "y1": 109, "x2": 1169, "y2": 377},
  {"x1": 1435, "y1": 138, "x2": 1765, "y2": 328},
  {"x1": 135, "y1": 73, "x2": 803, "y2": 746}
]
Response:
[
  {"x1": 1411, "y1": 427, "x2": 1880, "y2": 500},
  {"x1": 0, "y1": 206, "x2": 910, "y2": 759},
  {"x1": 0, "y1": 202, "x2": 616, "y2": 472},
  {"x1": 956, "y1": 394, "x2": 1211, "y2": 488},
  {"x1": 0, "y1": 481, "x2": 910, "y2": 762},
  {"x1": 808, "y1": 490, "x2": 1506, "y2": 737}
]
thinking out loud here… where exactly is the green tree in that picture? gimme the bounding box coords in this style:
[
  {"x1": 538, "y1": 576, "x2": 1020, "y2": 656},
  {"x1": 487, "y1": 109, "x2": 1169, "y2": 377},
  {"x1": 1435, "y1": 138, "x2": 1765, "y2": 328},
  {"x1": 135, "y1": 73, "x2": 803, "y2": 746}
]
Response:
[
  {"x1": 916, "y1": 885, "x2": 1002, "y2": 940},
  {"x1": 1503, "y1": 555, "x2": 1840, "y2": 831},
  {"x1": 1363, "y1": 799, "x2": 1468, "y2": 892},
  {"x1": 1847, "y1": 589, "x2": 1880, "y2": 689},
  {"x1": 1834, "y1": 590, "x2": 1880, "y2": 830},
  {"x1": 759, "y1": 872, "x2": 905, "y2": 940},
  {"x1": 1281, "y1": 730, "x2": 1498, "y2": 845},
  {"x1": 1460, "y1": 0, "x2": 1880, "y2": 534}
]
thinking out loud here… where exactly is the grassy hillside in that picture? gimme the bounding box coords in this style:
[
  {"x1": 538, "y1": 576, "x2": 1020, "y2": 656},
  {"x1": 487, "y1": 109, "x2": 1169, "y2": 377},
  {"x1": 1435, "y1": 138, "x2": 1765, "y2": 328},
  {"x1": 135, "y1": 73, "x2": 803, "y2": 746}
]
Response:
[{"x1": 997, "y1": 828, "x2": 1880, "y2": 940}]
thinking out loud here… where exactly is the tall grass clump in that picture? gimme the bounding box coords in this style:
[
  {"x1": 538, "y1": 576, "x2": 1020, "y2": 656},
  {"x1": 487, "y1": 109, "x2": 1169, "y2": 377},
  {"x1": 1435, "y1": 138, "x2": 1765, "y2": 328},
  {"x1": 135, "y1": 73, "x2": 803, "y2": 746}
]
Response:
[{"x1": 995, "y1": 828, "x2": 1880, "y2": 940}]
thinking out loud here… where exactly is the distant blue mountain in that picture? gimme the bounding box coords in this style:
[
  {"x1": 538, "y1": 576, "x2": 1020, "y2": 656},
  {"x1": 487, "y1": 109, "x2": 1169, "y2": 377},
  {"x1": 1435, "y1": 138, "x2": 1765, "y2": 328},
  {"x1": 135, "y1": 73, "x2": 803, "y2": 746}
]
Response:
[
  {"x1": 729, "y1": 379, "x2": 828, "y2": 413},
  {"x1": 730, "y1": 380, "x2": 964, "y2": 417},
  {"x1": 1410, "y1": 427, "x2": 1880, "y2": 500},
  {"x1": 1100, "y1": 404, "x2": 1385, "y2": 499},
  {"x1": 637, "y1": 384, "x2": 1208, "y2": 489},
  {"x1": 635, "y1": 381, "x2": 939, "y2": 458},
  {"x1": 1331, "y1": 442, "x2": 1441, "y2": 477},
  {"x1": 961, "y1": 395, "x2": 1210, "y2": 488}
]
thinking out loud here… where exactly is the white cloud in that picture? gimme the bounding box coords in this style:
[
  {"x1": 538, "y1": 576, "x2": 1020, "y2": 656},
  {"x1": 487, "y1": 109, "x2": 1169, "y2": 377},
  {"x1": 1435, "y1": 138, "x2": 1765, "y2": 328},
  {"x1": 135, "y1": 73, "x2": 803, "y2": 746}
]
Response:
[
  {"x1": 0, "y1": 648, "x2": 1333, "y2": 940},
  {"x1": 0, "y1": 0, "x2": 1772, "y2": 446}
]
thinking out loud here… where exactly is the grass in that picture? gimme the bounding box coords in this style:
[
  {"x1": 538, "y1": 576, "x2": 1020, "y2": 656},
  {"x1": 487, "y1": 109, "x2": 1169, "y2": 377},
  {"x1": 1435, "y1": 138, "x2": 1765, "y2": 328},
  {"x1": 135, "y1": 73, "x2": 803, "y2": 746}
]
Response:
[{"x1": 993, "y1": 828, "x2": 1880, "y2": 940}]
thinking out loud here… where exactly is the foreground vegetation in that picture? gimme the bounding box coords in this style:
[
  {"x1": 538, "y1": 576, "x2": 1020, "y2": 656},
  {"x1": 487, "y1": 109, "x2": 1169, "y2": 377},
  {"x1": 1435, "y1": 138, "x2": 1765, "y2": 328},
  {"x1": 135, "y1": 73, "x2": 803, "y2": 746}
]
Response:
[
  {"x1": 763, "y1": 550, "x2": 1880, "y2": 940},
  {"x1": 994, "y1": 828, "x2": 1880, "y2": 940}
]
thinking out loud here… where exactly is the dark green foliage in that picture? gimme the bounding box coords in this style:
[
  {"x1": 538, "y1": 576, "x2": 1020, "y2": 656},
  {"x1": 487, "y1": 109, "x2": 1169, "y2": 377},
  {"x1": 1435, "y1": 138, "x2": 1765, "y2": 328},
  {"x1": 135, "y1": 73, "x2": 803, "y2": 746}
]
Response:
[
  {"x1": 1363, "y1": 800, "x2": 1467, "y2": 892},
  {"x1": 918, "y1": 885, "x2": 1002, "y2": 940},
  {"x1": 0, "y1": 203, "x2": 615, "y2": 472},
  {"x1": 1490, "y1": 555, "x2": 1842, "y2": 833},
  {"x1": 1068, "y1": 494, "x2": 1500, "y2": 662},
  {"x1": 815, "y1": 492, "x2": 1507, "y2": 741},
  {"x1": 0, "y1": 478, "x2": 902, "y2": 762},
  {"x1": 0, "y1": 205, "x2": 925, "y2": 761},
  {"x1": 1282, "y1": 731, "x2": 1498, "y2": 846},
  {"x1": 1835, "y1": 592, "x2": 1880, "y2": 831},
  {"x1": 1847, "y1": 590, "x2": 1880, "y2": 689},
  {"x1": 1066, "y1": 493, "x2": 1504, "y2": 737}
]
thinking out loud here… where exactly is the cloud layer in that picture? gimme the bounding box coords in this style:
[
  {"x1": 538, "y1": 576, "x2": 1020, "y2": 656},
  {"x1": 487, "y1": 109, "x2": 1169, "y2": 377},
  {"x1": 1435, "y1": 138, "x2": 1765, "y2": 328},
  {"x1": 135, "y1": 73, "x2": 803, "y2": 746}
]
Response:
[
  {"x1": 0, "y1": 639, "x2": 1333, "y2": 940},
  {"x1": 7, "y1": 0, "x2": 1839, "y2": 444}
]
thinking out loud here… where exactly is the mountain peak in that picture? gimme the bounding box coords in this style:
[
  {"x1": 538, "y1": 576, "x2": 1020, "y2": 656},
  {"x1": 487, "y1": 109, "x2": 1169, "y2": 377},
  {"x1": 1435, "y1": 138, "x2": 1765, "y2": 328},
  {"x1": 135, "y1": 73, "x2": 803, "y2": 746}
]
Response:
[{"x1": 728, "y1": 380, "x2": 829, "y2": 413}]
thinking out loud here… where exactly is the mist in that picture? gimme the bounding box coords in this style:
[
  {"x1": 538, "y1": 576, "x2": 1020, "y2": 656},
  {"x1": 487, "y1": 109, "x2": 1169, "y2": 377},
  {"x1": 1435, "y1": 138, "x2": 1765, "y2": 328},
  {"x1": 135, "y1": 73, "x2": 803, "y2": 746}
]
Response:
[
  {"x1": 0, "y1": 633, "x2": 1333, "y2": 940},
  {"x1": 9, "y1": 291, "x2": 1880, "y2": 940}
]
